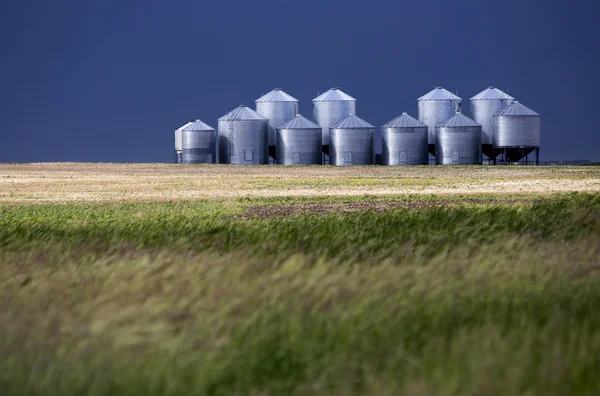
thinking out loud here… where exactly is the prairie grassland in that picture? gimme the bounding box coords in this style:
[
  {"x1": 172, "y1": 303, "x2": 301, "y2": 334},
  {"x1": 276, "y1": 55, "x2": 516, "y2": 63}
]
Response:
[
  {"x1": 0, "y1": 163, "x2": 599, "y2": 203},
  {"x1": 1, "y1": 164, "x2": 600, "y2": 395}
]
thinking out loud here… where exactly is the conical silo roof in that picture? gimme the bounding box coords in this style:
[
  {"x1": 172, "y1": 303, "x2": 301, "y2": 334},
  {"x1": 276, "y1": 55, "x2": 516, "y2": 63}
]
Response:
[
  {"x1": 383, "y1": 112, "x2": 427, "y2": 128},
  {"x1": 439, "y1": 113, "x2": 481, "y2": 128},
  {"x1": 219, "y1": 105, "x2": 268, "y2": 121},
  {"x1": 255, "y1": 88, "x2": 299, "y2": 103},
  {"x1": 176, "y1": 121, "x2": 194, "y2": 131},
  {"x1": 418, "y1": 87, "x2": 461, "y2": 101},
  {"x1": 182, "y1": 119, "x2": 215, "y2": 131},
  {"x1": 470, "y1": 87, "x2": 515, "y2": 101},
  {"x1": 313, "y1": 88, "x2": 356, "y2": 102},
  {"x1": 218, "y1": 109, "x2": 235, "y2": 121},
  {"x1": 332, "y1": 114, "x2": 374, "y2": 129},
  {"x1": 280, "y1": 114, "x2": 321, "y2": 129},
  {"x1": 497, "y1": 101, "x2": 539, "y2": 116}
]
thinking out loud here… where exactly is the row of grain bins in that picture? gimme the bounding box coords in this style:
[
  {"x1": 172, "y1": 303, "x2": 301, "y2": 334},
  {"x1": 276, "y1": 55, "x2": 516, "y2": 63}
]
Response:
[{"x1": 174, "y1": 87, "x2": 540, "y2": 165}]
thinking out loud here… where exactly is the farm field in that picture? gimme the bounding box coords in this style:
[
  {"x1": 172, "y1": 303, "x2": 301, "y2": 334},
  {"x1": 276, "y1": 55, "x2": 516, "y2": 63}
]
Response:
[
  {"x1": 1, "y1": 163, "x2": 599, "y2": 203},
  {"x1": 1, "y1": 163, "x2": 600, "y2": 395}
]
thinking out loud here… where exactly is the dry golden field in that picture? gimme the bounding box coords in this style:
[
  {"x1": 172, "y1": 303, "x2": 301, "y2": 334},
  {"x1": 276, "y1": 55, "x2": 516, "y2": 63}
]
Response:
[{"x1": 1, "y1": 163, "x2": 599, "y2": 204}]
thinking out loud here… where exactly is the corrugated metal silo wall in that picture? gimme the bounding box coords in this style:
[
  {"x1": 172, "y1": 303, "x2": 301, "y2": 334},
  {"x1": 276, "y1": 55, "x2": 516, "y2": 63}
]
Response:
[
  {"x1": 382, "y1": 127, "x2": 428, "y2": 165},
  {"x1": 218, "y1": 120, "x2": 269, "y2": 164},
  {"x1": 471, "y1": 99, "x2": 512, "y2": 145},
  {"x1": 494, "y1": 115, "x2": 541, "y2": 147},
  {"x1": 329, "y1": 127, "x2": 375, "y2": 166},
  {"x1": 313, "y1": 101, "x2": 356, "y2": 146},
  {"x1": 277, "y1": 128, "x2": 322, "y2": 165},
  {"x1": 175, "y1": 130, "x2": 183, "y2": 163},
  {"x1": 217, "y1": 120, "x2": 230, "y2": 164},
  {"x1": 182, "y1": 130, "x2": 216, "y2": 164},
  {"x1": 435, "y1": 126, "x2": 482, "y2": 165},
  {"x1": 175, "y1": 129, "x2": 183, "y2": 153},
  {"x1": 256, "y1": 102, "x2": 299, "y2": 147},
  {"x1": 419, "y1": 100, "x2": 461, "y2": 145}
]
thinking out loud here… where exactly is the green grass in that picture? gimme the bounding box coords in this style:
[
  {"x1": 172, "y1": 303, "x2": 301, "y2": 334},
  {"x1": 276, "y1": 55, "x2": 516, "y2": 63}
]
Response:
[{"x1": 1, "y1": 193, "x2": 600, "y2": 395}]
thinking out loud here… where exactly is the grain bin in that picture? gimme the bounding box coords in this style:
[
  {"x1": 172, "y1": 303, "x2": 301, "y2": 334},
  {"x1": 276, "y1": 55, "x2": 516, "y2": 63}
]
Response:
[
  {"x1": 217, "y1": 105, "x2": 269, "y2": 164},
  {"x1": 381, "y1": 113, "x2": 428, "y2": 165},
  {"x1": 217, "y1": 108, "x2": 236, "y2": 164},
  {"x1": 181, "y1": 120, "x2": 216, "y2": 164},
  {"x1": 418, "y1": 87, "x2": 462, "y2": 152},
  {"x1": 494, "y1": 101, "x2": 540, "y2": 147},
  {"x1": 313, "y1": 88, "x2": 357, "y2": 153},
  {"x1": 174, "y1": 121, "x2": 193, "y2": 163},
  {"x1": 435, "y1": 113, "x2": 482, "y2": 165},
  {"x1": 470, "y1": 87, "x2": 514, "y2": 146},
  {"x1": 493, "y1": 101, "x2": 540, "y2": 164},
  {"x1": 329, "y1": 115, "x2": 375, "y2": 166},
  {"x1": 255, "y1": 89, "x2": 299, "y2": 161},
  {"x1": 277, "y1": 115, "x2": 322, "y2": 165}
]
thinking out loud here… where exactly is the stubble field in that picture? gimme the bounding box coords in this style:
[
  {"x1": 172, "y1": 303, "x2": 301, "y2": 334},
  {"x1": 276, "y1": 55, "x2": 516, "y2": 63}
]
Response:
[{"x1": 1, "y1": 163, "x2": 600, "y2": 395}]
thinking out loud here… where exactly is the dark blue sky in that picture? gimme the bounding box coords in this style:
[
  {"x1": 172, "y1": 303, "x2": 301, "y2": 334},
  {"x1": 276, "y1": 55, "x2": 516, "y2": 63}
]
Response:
[{"x1": 2, "y1": 0, "x2": 598, "y2": 162}]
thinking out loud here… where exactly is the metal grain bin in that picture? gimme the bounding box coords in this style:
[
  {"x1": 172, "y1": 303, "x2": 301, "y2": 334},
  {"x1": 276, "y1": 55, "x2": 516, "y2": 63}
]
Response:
[
  {"x1": 217, "y1": 105, "x2": 269, "y2": 164},
  {"x1": 174, "y1": 121, "x2": 193, "y2": 163},
  {"x1": 277, "y1": 115, "x2": 322, "y2": 165},
  {"x1": 217, "y1": 108, "x2": 236, "y2": 164},
  {"x1": 181, "y1": 119, "x2": 216, "y2": 164},
  {"x1": 494, "y1": 101, "x2": 540, "y2": 148},
  {"x1": 381, "y1": 112, "x2": 428, "y2": 165},
  {"x1": 255, "y1": 89, "x2": 299, "y2": 158},
  {"x1": 418, "y1": 87, "x2": 462, "y2": 147},
  {"x1": 470, "y1": 87, "x2": 514, "y2": 145},
  {"x1": 329, "y1": 115, "x2": 375, "y2": 166},
  {"x1": 435, "y1": 113, "x2": 482, "y2": 165},
  {"x1": 313, "y1": 88, "x2": 357, "y2": 150}
]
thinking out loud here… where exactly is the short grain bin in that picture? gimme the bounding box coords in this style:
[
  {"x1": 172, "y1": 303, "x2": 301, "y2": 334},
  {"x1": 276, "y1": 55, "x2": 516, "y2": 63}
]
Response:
[{"x1": 435, "y1": 113, "x2": 482, "y2": 165}]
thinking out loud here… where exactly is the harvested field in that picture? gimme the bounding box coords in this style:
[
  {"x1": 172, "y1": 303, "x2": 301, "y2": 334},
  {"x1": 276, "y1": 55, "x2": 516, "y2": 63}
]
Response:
[{"x1": 0, "y1": 163, "x2": 599, "y2": 203}]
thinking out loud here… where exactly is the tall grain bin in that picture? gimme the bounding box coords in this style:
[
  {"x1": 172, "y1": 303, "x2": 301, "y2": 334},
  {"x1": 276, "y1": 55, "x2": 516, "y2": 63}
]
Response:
[
  {"x1": 312, "y1": 88, "x2": 357, "y2": 154},
  {"x1": 217, "y1": 108, "x2": 236, "y2": 164},
  {"x1": 276, "y1": 115, "x2": 322, "y2": 165},
  {"x1": 418, "y1": 87, "x2": 461, "y2": 154},
  {"x1": 493, "y1": 101, "x2": 541, "y2": 164},
  {"x1": 470, "y1": 87, "x2": 514, "y2": 160},
  {"x1": 381, "y1": 113, "x2": 428, "y2": 165},
  {"x1": 435, "y1": 113, "x2": 482, "y2": 165},
  {"x1": 217, "y1": 105, "x2": 269, "y2": 164},
  {"x1": 174, "y1": 121, "x2": 193, "y2": 163},
  {"x1": 181, "y1": 120, "x2": 216, "y2": 164},
  {"x1": 255, "y1": 89, "x2": 299, "y2": 161},
  {"x1": 329, "y1": 115, "x2": 375, "y2": 166}
]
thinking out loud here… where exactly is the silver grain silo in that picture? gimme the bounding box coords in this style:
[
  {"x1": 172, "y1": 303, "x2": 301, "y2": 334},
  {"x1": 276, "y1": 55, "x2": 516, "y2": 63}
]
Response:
[
  {"x1": 435, "y1": 113, "x2": 482, "y2": 165},
  {"x1": 418, "y1": 87, "x2": 462, "y2": 154},
  {"x1": 181, "y1": 119, "x2": 216, "y2": 164},
  {"x1": 276, "y1": 115, "x2": 322, "y2": 165},
  {"x1": 255, "y1": 89, "x2": 299, "y2": 161},
  {"x1": 381, "y1": 113, "x2": 428, "y2": 165},
  {"x1": 218, "y1": 105, "x2": 269, "y2": 164},
  {"x1": 174, "y1": 121, "x2": 193, "y2": 163},
  {"x1": 329, "y1": 115, "x2": 375, "y2": 166},
  {"x1": 312, "y1": 88, "x2": 357, "y2": 154},
  {"x1": 217, "y1": 108, "x2": 236, "y2": 164},
  {"x1": 493, "y1": 101, "x2": 541, "y2": 165},
  {"x1": 470, "y1": 87, "x2": 514, "y2": 161}
]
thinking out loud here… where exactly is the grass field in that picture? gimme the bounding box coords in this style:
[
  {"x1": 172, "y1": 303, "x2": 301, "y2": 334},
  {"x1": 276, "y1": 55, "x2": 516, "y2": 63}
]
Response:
[{"x1": 1, "y1": 164, "x2": 600, "y2": 395}]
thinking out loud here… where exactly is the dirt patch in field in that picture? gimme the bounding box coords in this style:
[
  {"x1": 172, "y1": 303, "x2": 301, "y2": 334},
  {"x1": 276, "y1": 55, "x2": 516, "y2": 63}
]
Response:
[{"x1": 240, "y1": 198, "x2": 536, "y2": 219}]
